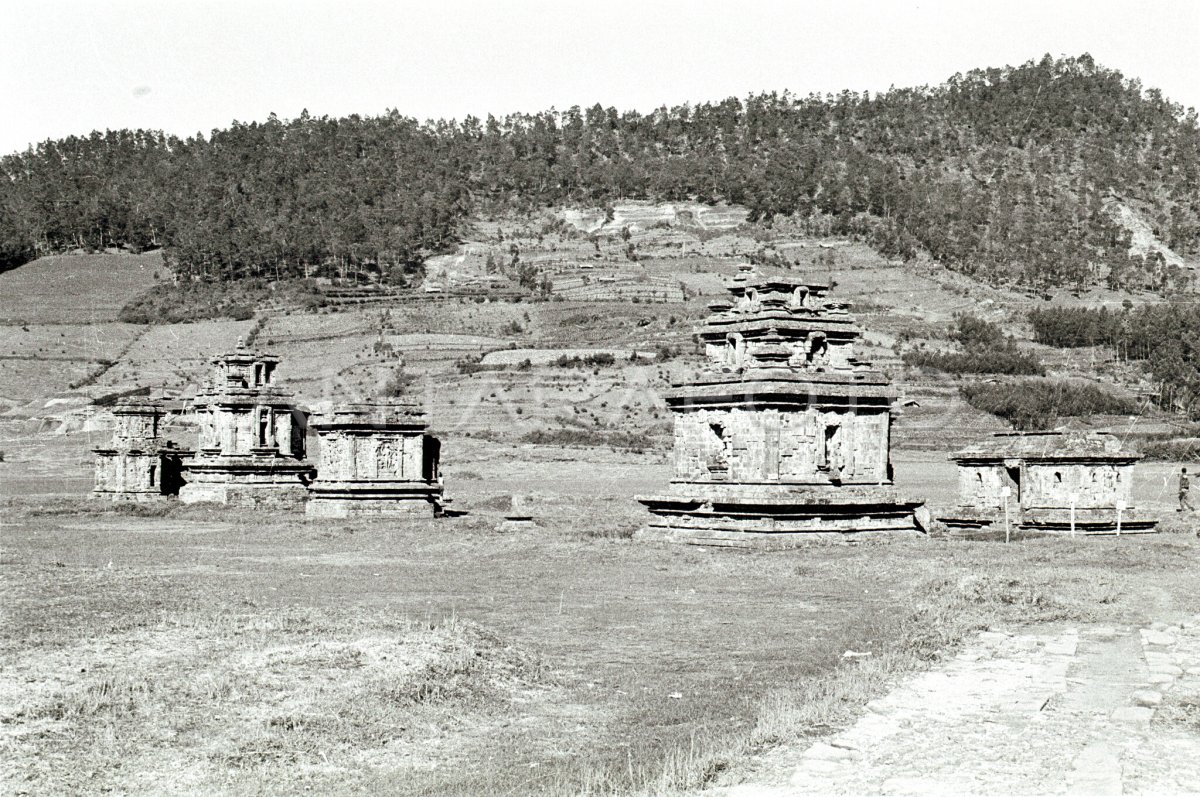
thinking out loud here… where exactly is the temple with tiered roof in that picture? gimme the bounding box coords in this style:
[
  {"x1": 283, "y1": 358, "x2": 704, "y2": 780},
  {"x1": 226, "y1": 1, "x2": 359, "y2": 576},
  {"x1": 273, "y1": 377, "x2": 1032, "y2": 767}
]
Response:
[
  {"x1": 636, "y1": 268, "x2": 926, "y2": 546},
  {"x1": 178, "y1": 339, "x2": 314, "y2": 505}
]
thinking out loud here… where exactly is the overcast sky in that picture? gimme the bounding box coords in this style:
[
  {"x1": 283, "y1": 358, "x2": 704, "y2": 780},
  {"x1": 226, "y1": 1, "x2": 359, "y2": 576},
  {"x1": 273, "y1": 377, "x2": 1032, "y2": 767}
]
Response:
[{"x1": 3, "y1": 0, "x2": 1198, "y2": 154}]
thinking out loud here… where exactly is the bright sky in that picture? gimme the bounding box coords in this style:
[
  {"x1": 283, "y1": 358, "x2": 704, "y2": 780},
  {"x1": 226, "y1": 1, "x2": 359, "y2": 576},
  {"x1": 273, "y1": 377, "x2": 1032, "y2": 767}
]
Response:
[{"x1": 2, "y1": 0, "x2": 1198, "y2": 155}]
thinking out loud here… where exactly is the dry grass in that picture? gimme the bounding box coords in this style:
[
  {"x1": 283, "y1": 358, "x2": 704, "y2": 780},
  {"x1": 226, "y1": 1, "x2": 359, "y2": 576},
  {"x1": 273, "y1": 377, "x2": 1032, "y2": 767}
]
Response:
[
  {"x1": 2, "y1": 493, "x2": 1198, "y2": 795},
  {"x1": 3, "y1": 607, "x2": 551, "y2": 794},
  {"x1": 1156, "y1": 683, "x2": 1200, "y2": 734},
  {"x1": 0, "y1": 251, "x2": 162, "y2": 325},
  {"x1": 614, "y1": 556, "x2": 1155, "y2": 796}
]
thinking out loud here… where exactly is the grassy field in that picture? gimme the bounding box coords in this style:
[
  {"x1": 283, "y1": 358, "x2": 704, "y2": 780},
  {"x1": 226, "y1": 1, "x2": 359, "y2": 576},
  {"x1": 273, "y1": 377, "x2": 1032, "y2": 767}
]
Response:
[
  {"x1": 0, "y1": 252, "x2": 163, "y2": 325},
  {"x1": 3, "y1": 440, "x2": 1200, "y2": 796},
  {"x1": 3, "y1": 211, "x2": 1200, "y2": 794}
]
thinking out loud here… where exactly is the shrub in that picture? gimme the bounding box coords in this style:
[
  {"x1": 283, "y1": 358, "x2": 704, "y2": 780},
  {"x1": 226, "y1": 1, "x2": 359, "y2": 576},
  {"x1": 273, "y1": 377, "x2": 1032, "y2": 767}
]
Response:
[
  {"x1": 381, "y1": 369, "x2": 415, "y2": 396},
  {"x1": 655, "y1": 344, "x2": 682, "y2": 362},
  {"x1": 520, "y1": 428, "x2": 655, "y2": 452},
  {"x1": 902, "y1": 347, "x2": 1045, "y2": 376},
  {"x1": 960, "y1": 379, "x2": 1137, "y2": 430},
  {"x1": 902, "y1": 313, "x2": 1043, "y2": 375},
  {"x1": 949, "y1": 314, "x2": 1005, "y2": 349},
  {"x1": 1140, "y1": 439, "x2": 1200, "y2": 461},
  {"x1": 551, "y1": 353, "x2": 616, "y2": 368},
  {"x1": 454, "y1": 354, "x2": 507, "y2": 374},
  {"x1": 1028, "y1": 306, "x2": 1122, "y2": 348},
  {"x1": 119, "y1": 279, "x2": 326, "y2": 324}
]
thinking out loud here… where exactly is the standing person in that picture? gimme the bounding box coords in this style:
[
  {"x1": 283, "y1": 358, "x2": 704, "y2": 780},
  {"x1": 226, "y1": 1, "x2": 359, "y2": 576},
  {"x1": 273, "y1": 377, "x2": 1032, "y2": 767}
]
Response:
[{"x1": 1179, "y1": 467, "x2": 1194, "y2": 512}]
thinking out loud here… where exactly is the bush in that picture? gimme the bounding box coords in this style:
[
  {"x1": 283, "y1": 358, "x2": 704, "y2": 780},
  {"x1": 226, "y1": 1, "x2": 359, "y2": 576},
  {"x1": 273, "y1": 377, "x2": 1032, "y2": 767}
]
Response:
[
  {"x1": 655, "y1": 344, "x2": 682, "y2": 362},
  {"x1": 1141, "y1": 439, "x2": 1200, "y2": 461},
  {"x1": 520, "y1": 428, "x2": 655, "y2": 452},
  {"x1": 551, "y1": 353, "x2": 616, "y2": 368},
  {"x1": 902, "y1": 347, "x2": 1045, "y2": 376},
  {"x1": 119, "y1": 279, "x2": 326, "y2": 324},
  {"x1": 901, "y1": 313, "x2": 1044, "y2": 375},
  {"x1": 949, "y1": 315, "x2": 1005, "y2": 349},
  {"x1": 454, "y1": 354, "x2": 506, "y2": 374},
  {"x1": 1028, "y1": 306, "x2": 1122, "y2": 348},
  {"x1": 381, "y1": 369, "x2": 415, "y2": 396},
  {"x1": 960, "y1": 379, "x2": 1137, "y2": 430}
]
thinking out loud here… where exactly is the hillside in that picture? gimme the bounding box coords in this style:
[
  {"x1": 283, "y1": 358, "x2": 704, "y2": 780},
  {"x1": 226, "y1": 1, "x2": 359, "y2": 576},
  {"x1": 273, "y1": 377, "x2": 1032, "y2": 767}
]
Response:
[
  {"x1": 0, "y1": 250, "x2": 162, "y2": 324},
  {"x1": 1, "y1": 55, "x2": 1197, "y2": 294},
  {"x1": 4, "y1": 212, "x2": 1184, "y2": 462}
]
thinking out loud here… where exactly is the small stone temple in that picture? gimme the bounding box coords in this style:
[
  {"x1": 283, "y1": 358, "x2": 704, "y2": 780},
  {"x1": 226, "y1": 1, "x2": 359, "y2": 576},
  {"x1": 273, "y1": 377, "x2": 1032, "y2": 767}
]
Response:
[
  {"x1": 637, "y1": 272, "x2": 926, "y2": 546},
  {"x1": 92, "y1": 398, "x2": 185, "y2": 500},
  {"x1": 306, "y1": 401, "x2": 444, "y2": 517},
  {"x1": 178, "y1": 339, "x2": 314, "y2": 505},
  {"x1": 939, "y1": 431, "x2": 1156, "y2": 534}
]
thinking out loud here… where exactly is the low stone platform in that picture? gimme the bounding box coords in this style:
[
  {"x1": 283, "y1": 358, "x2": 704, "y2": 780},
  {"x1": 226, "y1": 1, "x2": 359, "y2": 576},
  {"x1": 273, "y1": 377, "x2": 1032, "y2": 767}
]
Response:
[
  {"x1": 637, "y1": 485, "x2": 928, "y2": 548},
  {"x1": 178, "y1": 457, "x2": 314, "y2": 507},
  {"x1": 941, "y1": 507, "x2": 1159, "y2": 536},
  {"x1": 305, "y1": 484, "x2": 443, "y2": 517}
]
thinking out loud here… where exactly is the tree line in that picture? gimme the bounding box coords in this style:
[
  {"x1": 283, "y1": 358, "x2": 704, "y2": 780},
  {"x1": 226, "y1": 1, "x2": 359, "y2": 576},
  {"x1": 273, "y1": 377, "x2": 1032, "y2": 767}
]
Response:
[
  {"x1": 1029, "y1": 303, "x2": 1200, "y2": 417},
  {"x1": 2, "y1": 54, "x2": 1198, "y2": 290}
]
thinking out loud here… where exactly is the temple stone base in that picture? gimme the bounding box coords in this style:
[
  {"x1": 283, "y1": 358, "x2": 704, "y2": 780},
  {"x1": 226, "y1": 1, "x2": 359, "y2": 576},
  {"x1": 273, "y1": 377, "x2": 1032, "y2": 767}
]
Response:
[
  {"x1": 90, "y1": 488, "x2": 167, "y2": 502},
  {"x1": 179, "y1": 481, "x2": 311, "y2": 507},
  {"x1": 636, "y1": 484, "x2": 928, "y2": 548},
  {"x1": 306, "y1": 481, "x2": 443, "y2": 517},
  {"x1": 939, "y1": 508, "x2": 1158, "y2": 536},
  {"x1": 179, "y1": 461, "x2": 313, "y2": 507}
]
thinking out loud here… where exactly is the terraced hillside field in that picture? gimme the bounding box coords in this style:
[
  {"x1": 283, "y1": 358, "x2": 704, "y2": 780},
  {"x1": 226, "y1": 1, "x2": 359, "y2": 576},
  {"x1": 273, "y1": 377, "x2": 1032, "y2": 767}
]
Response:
[{"x1": 0, "y1": 251, "x2": 163, "y2": 324}]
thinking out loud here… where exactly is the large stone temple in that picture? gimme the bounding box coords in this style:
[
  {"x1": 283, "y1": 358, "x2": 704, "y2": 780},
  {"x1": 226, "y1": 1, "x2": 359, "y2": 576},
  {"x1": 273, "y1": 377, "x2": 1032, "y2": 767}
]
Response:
[
  {"x1": 306, "y1": 401, "x2": 444, "y2": 517},
  {"x1": 178, "y1": 339, "x2": 314, "y2": 505},
  {"x1": 637, "y1": 272, "x2": 926, "y2": 546}
]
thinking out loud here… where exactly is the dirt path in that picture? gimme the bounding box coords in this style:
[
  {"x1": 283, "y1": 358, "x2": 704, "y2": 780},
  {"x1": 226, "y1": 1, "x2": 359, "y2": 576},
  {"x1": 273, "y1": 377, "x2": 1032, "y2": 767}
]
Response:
[{"x1": 708, "y1": 617, "x2": 1200, "y2": 796}]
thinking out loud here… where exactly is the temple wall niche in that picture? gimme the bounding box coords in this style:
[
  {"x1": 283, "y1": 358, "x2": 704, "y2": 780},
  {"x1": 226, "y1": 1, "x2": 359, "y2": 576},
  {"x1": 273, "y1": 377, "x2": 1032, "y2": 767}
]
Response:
[
  {"x1": 1024, "y1": 463, "x2": 1133, "y2": 509},
  {"x1": 276, "y1": 410, "x2": 294, "y2": 456},
  {"x1": 318, "y1": 436, "x2": 341, "y2": 476},
  {"x1": 355, "y1": 436, "x2": 376, "y2": 479},
  {"x1": 95, "y1": 457, "x2": 112, "y2": 489},
  {"x1": 376, "y1": 438, "x2": 399, "y2": 478},
  {"x1": 779, "y1": 412, "x2": 818, "y2": 477},
  {"x1": 236, "y1": 413, "x2": 254, "y2": 454},
  {"x1": 828, "y1": 342, "x2": 853, "y2": 370},
  {"x1": 672, "y1": 406, "x2": 890, "y2": 484}
]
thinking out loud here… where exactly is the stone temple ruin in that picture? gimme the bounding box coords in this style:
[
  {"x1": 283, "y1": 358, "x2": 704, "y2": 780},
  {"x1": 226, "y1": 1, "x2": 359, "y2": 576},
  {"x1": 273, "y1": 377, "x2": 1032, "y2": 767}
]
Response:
[
  {"x1": 91, "y1": 398, "x2": 186, "y2": 500},
  {"x1": 90, "y1": 340, "x2": 451, "y2": 513},
  {"x1": 178, "y1": 340, "x2": 315, "y2": 506},
  {"x1": 939, "y1": 431, "x2": 1156, "y2": 535},
  {"x1": 307, "y1": 401, "x2": 443, "y2": 517},
  {"x1": 637, "y1": 271, "x2": 926, "y2": 546}
]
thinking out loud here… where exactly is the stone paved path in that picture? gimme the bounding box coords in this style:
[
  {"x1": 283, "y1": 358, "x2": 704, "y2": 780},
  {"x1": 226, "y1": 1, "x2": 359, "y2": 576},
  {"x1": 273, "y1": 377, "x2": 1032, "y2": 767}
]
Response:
[{"x1": 708, "y1": 616, "x2": 1200, "y2": 796}]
